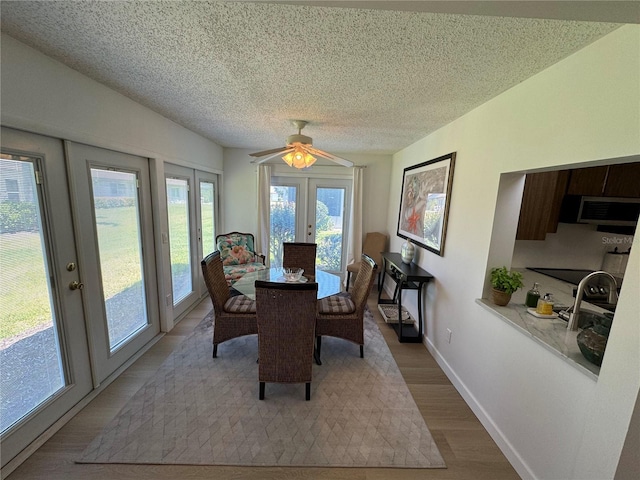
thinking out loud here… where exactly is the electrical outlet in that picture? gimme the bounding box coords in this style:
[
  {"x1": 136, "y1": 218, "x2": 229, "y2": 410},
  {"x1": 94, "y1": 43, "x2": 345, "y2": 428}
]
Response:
[{"x1": 446, "y1": 328, "x2": 452, "y2": 343}]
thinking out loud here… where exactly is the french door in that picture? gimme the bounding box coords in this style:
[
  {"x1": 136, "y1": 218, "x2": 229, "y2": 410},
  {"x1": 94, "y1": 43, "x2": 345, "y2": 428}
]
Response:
[
  {"x1": 165, "y1": 164, "x2": 219, "y2": 318},
  {"x1": 0, "y1": 128, "x2": 93, "y2": 467},
  {"x1": 66, "y1": 142, "x2": 159, "y2": 384},
  {"x1": 270, "y1": 176, "x2": 351, "y2": 275}
]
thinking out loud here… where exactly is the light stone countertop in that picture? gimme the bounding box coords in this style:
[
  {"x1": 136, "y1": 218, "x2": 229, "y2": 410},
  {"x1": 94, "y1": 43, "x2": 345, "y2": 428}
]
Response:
[{"x1": 477, "y1": 269, "x2": 610, "y2": 380}]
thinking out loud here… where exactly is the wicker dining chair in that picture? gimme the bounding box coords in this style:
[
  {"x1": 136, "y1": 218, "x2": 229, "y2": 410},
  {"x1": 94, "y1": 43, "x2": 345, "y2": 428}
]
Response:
[
  {"x1": 346, "y1": 232, "x2": 387, "y2": 292},
  {"x1": 316, "y1": 254, "x2": 377, "y2": 364},
  {"x1": 282, "y1": 242, "x2": 317, "y2": 280},
  {"x1": 255, "y1": 280, "x2": 319, "y2": 401},
  {"x1": 201, "y1": 251, "x2": 258, "y2": 358}
]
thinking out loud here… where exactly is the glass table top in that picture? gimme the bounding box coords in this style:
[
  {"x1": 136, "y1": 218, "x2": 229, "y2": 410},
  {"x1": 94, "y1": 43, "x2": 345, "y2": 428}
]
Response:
[{"x1": 232, "y1": 268, "x2": 342, "y2": 300}]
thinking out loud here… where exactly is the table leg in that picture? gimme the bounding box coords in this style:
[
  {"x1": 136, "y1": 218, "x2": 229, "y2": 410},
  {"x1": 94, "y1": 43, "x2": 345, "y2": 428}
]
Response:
[
  {"x1": 397, "y1": 286, "x2": 404, "y2": 341},
  {"x1": 417, "y1": 281, "x2": 424, "y2": 338}
]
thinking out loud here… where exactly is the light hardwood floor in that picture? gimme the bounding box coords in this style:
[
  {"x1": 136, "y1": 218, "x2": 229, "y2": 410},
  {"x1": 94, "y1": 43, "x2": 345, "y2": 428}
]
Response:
[{"x1": 6, "y1": 293, "x2": 520, "y2": 480}]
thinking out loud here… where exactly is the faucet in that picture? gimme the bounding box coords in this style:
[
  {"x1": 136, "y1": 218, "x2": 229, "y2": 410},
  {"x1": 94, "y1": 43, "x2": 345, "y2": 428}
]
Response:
[{"x1": 566, "y1": 271, "x2": 618, "y2": 331}]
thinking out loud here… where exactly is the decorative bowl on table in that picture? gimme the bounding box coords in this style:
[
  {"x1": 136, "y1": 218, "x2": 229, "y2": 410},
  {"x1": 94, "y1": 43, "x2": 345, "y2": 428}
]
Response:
[{"x1": 283, "y1": 268, "x2": 304, "y2": 282}]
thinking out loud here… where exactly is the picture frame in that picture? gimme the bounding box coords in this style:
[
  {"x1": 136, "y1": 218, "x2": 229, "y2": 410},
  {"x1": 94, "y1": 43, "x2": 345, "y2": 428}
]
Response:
[{"x1": 397, "y1": 152, "x2": 456, "y2": 256}]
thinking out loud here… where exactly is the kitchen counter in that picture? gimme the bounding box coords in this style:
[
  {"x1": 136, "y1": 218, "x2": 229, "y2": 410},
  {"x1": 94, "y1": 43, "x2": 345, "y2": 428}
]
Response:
[{"x1": 477, "y1": 269, "x2": 609, "y2": 380}]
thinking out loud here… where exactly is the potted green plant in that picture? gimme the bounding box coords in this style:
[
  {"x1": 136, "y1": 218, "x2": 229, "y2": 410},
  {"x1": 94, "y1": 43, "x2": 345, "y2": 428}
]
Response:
[{"x1": 490, "y1": 267, "x2": 524, "y2": 306}]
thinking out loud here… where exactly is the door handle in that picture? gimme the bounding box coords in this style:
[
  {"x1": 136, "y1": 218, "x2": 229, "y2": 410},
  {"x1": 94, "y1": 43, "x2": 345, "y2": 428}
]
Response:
[{"x1": 69, "y1": 281, "x2": 84, "y2": 291}]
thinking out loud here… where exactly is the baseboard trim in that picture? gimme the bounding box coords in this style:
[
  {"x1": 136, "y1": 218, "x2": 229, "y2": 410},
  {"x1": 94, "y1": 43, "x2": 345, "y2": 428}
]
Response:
[{"x1": 422, "y1": 334, "x2": 537, "y2": 480}]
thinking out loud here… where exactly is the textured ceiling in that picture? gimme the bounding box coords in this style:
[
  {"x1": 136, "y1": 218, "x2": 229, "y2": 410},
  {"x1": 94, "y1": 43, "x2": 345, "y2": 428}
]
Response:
[{"x1": 0, "y1": 1, "x2": 626, "y2": 155}]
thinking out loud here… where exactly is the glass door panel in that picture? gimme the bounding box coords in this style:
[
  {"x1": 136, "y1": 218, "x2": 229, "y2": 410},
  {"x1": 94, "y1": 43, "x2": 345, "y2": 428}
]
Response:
[
  {"x1": 195, "y1": 172, "x2": 219, "y2": 295},
  {"x1": 166, "y1": 177, "x2": 192, "y2": 305},
  {"x1": 199, "y1": 180, "x2": 216, "y2": 256},
  {"x1": 164, "y1": 163, "x2": 199, "y2": 318},
  {"x1": 0, "y1": 156, "x2": 64, "y2": 432},
  {"x1": 269, "y1": 184, "x2": 298, "y2": 267},
  {"x1": 90, "y1": 168, "x2": 148, "y2": 350},
  {"x1": 314, "y1": 186, "x2": 347, "y2": 274},
  {"x1": 1, "y1": 128, "x2": 92, "y2": 469}
]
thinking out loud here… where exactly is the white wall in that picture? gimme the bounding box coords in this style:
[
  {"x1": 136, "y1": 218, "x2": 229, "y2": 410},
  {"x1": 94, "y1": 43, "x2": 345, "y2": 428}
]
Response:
[
  {"x1": 1, "y1": 35, "x2": 223, "y2": 170},
  {"x1": 386, "y1": 25, "x2": 640, "y2": 480},
  {"x1": 1, "y1": 34, "x2": 225, "y2": 330},
  {"x1": 223, "y1": 149, "x2": 393, "y2": 236}
]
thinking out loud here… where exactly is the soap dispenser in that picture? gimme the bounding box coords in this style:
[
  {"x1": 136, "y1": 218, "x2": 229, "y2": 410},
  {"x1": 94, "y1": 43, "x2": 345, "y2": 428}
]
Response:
[
  {"x1": 525, "y1": 283, "x2": 541, "y2": 308},
  {"x1": 536, "y1": 293, "x2": 555, "y2": 316}
]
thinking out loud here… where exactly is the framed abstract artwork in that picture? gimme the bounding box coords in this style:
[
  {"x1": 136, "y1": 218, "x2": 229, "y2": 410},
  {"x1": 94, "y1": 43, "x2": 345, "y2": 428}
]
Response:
[{"x1": 397, "y1": 152, "x2": 456, "y2": 256}]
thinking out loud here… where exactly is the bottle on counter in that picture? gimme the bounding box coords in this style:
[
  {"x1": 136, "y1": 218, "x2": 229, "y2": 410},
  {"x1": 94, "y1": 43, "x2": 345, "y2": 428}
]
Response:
[
  {"x1": 536, "y1": 293, "x2": 555, "y2": 316},
  {"x1": 525, "y1": 282, "x2": 541, "y2": 308}
]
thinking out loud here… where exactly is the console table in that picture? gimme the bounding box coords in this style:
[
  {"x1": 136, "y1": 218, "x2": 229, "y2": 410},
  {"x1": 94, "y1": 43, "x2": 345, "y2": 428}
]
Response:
[{"x1": 377, "y1": 252, "x2": 434, "y2": 343}]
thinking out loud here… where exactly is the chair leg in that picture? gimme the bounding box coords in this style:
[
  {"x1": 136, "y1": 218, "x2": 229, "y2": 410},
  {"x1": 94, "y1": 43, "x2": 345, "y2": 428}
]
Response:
[
  {"x1": 314, "y1": 348, "x2": 322, "y2": 366},
  {"x1": 305, "y1": 382, "x2": 311, "y2": 401},
  {"x1": 360, "y1": 345, "x2": 364, "y2": 358},
  {"x1": 346, "y1": 271, "x2": 351, "y2": 292},
  {"x1": 315, "y1": 336, "x2": 322, "y2": 365},
  {"x1": 259, "y1": 382, "x2": 265, "y2": 400},
  {"x1": 212, "y1": 344, "x2": 218, "y2": 358}
]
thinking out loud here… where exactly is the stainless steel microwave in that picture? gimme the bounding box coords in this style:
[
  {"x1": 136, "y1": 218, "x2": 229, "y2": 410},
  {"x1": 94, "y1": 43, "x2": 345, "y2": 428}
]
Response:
[{"x1": 560, "y1": 195, "x2": 640, "y2": 226}]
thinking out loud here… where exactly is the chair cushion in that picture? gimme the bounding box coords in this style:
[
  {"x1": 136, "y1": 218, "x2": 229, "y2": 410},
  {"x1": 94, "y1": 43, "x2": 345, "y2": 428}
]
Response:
[
  {"x1": 217, "y1": 233, "x2": 256, "y2": 266},
  {"x1": 224, "y1": 294, "x2": 257, "y2": 313},
  {"x1": 220, "y1": 244, "x2": 254, "y2": 266},
  {"x1": 318, "y1": 293, "x2": 355, "y2": 314},
  {"x1": 223, "y1": 262, "x2": 267, "y2": 286}
]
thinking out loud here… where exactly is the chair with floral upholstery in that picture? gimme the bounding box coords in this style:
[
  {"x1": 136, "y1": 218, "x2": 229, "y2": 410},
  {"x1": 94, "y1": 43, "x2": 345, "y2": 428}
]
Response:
[{"x1": 215, "y1": 231, "x2": 266, "y2": 286}]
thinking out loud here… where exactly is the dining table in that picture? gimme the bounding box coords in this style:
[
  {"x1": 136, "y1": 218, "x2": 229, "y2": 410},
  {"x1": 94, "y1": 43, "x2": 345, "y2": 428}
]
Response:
[{"x1": 232, "y1": 267, "x2": 342, "y2": 300}]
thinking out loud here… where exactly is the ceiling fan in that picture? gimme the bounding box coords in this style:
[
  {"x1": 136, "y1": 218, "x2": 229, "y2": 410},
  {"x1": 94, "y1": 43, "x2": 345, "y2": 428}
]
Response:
[{"x1": 249, "y1": 120, "x2": 354, "y2": 169}]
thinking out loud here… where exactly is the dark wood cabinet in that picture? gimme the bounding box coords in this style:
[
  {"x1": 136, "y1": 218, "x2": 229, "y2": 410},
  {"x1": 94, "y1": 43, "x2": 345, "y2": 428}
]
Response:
[
  {"x1": 566, "y1": 163, "x2": 640, "y2": 197},
  {"x1": 517, "y1": 162, "x2": 639, "y2": 241},
  {"x1": 516, "y1": 170, "x2": 569, "y2": 240},
  {"x1": 566, "y1": 166, "x2": 608, "y2": 196},
  {"x1": 604, "y1": 163, "x2": 640, "y2": 197}
]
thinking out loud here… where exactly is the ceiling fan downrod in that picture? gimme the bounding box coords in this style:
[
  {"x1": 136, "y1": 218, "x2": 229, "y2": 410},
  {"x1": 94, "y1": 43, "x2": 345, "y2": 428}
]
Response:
[{"x1": 287, "y1": 120, "x2": 312, "y2": 146}]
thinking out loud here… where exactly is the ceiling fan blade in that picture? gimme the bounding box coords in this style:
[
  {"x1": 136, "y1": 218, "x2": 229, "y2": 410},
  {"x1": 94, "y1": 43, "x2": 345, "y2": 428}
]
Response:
[
  {"x1": 250, "y1": 148, "x2": 294, "y2": 164},
  {"x1": 307, "y1": 147, "x2": 354, "y2": 167},
  {"x1": 249, "y1": 146, "x2": 288, "y2": 157}
]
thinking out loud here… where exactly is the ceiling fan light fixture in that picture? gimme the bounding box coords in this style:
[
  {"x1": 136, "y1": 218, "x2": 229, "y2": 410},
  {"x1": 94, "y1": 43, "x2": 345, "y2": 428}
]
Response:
[
  {"x1": 282, "y1": 145, "x2": 316, "y2": 169},
  {"x1": 250, "y1": 120, "x2": 353, "y2": 168}
]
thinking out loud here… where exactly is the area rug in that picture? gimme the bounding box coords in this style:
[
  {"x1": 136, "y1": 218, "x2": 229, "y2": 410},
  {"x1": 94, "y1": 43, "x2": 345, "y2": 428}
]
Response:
[{"x1": 77, "y1": 308, "x2": 446, "y2": 468}]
